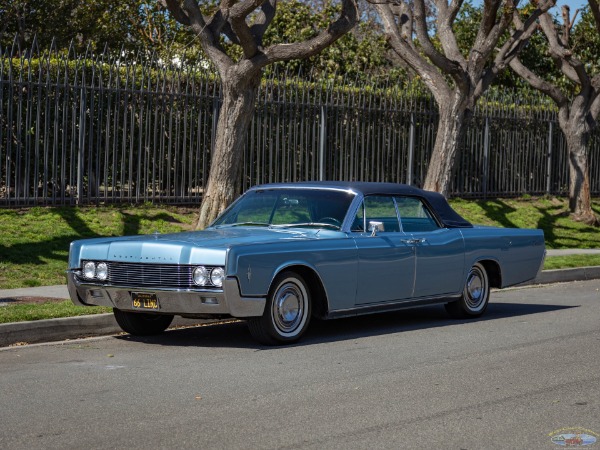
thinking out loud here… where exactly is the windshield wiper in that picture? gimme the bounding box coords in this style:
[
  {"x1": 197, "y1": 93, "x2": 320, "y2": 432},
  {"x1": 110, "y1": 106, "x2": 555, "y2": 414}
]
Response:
[
  {"x1": 215, "y1": 222, "x2": 270, "y2": 228},
  {"x1": 271, "y1": 222, "x2": 341, "y2": 230}
]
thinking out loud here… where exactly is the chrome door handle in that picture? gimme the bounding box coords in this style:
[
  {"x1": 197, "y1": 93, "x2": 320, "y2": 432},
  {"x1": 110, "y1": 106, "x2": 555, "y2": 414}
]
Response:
[{"x1": 401, "y1": 238, "x2": 426, "y2": 245}]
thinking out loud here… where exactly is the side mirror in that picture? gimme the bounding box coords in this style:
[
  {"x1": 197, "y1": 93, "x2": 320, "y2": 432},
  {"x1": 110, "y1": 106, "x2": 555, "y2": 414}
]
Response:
[{"x1": 368, "y1": 221, "x2": 383, "y2": 237}]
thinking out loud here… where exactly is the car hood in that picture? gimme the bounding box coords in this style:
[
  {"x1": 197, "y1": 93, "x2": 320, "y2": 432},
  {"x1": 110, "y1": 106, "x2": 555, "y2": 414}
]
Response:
[{"x1": 69, "y1": 227, "x2": 343, "y2": 268}]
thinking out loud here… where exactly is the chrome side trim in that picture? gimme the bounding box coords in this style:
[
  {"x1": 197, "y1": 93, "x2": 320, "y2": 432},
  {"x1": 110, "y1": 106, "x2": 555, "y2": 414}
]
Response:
[{"x1": 327, "y1": 295, "x2": 461, "y2": 320}]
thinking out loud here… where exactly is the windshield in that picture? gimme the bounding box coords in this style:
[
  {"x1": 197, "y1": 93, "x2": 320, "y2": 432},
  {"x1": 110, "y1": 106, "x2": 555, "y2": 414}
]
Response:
[{"x1": 211, "y1": 188, "x2": 355, "y2": 230}]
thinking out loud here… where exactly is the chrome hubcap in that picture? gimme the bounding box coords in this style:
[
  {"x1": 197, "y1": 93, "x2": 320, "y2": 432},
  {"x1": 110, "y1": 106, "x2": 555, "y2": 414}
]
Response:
[
  {"x1": 272, "y1": 282, "x2": 305, "y2": 334},
  {"x1": 464, "y1": 266, "x2": 487, "y2": 311}
]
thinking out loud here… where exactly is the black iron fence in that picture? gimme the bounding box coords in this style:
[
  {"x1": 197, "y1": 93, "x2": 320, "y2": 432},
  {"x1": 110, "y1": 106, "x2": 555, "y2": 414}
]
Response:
[{"x1": 2, "y1": 44, "x2": 599, "y2": 206}]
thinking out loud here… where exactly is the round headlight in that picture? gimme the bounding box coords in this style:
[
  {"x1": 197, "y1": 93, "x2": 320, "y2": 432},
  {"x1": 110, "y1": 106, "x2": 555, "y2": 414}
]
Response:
[
  {"x1": 96, "y1": 262, "x2": 108, "y2": 281},
  {"x1": 210, "y1": 267, "x2": 225, "y2": 287},
  {"x1": 83, "y1": 262, "x2": 96, "y2": 279},
  {"x1": 193, "y1": 266, "x2": 209, "y2": 286}
]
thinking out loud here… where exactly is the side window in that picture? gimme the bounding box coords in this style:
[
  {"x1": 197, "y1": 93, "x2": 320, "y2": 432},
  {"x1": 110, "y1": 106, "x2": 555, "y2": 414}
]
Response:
[
  {"x1": 351, "y1": 202, "x2": 365, "y2": 232},
  {"x1": 395, "y1": 197, "x2": 439, "y2": 232},
  {"x1": 364, "y1": 196, "x2": 400, "y2": 232}
]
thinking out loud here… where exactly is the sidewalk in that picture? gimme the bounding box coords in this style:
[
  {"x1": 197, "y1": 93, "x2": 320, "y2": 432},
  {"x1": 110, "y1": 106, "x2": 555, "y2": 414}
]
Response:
[
  {"x1": 0, "y1": 284, "x2": 69, "y2": 301},
  {"x1": 546, "y1": 249, "x2": 600, "y2": 256},
  {"x1": 1, "y1": 249, "x2": 600, "y2": 347}
]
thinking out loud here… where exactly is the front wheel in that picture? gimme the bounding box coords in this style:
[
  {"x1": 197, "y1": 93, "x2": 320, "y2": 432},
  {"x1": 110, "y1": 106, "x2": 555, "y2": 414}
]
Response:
[
  {"x1": 113, "y1": 309, "x2": 174, "y2": 336},
  {"x1": 248, "y1": 271, "x2": 311, "y2": 345},
  {"x1": 445, "y1": 262, "x2": 490, "y2": 319}
]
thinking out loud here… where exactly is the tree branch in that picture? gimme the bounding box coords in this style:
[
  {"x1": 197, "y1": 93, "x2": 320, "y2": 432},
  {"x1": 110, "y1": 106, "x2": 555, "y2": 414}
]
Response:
[
  {"x1": 261, "y1": 0, "x2": 358, "y2": 66},
  {"x1": 158, "y1": 0, "x2": 191, "y2": 26},
  {"x1": 226, "y1": 0, "x2": 265, "y2": 58},
  {"x1": 591, "y1": 92, "x2": 600, "y2": 121},
  {"x1": 477, "y1": 0, "x2": 556, "y2": 95},
  {"x1": 206, "y1": 10, "x2": 239, "y2": 45},
  {"x1": 509, "y1": 56, "x2": 567, "y2": 106},
  {"x1": 229, "y1": 0, "x2": 265, "y2": 19},
  {"x1": 412, "y1": 0, "x2": 462, "y2": 75},
  {"x1": 181, "y1": 0, "x2": 208, "y2": 29},
  {"x1": 539, "y1": 10, "x2": 589, "y2": 90},
  {"x1": 436, "y1": 0, "x2": 467, "y2": 70},
  {"x1": 470, "y1": 0, "x2": 517, "y2": 75},
  {"x1": 250, "y1": 0, "x2": 277, "y2": 44},
  {"x1": 374, "y1": 1, "x2": 451, "y2": 102},
  {"x1": 161, "y1": 0, "x2": 234, "y2": 71},
  {"x1": 560, "y1": 5, "x2": 570, "y2": 47},
  {"x1": 589, "y1": 0, "x2": 600, "y2": 35}
]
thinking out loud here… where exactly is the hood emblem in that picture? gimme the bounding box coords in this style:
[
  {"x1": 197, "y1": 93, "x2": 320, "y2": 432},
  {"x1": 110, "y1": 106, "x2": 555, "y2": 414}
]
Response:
[{"x1": 112, "y1": 255, "x2": 174, "y2": 261}]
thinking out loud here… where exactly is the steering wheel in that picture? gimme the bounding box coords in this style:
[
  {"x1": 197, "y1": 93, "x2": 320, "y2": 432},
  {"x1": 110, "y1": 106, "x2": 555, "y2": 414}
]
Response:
[{"x1": 317, "y1": 217, "x2": 342, "y2": 227}]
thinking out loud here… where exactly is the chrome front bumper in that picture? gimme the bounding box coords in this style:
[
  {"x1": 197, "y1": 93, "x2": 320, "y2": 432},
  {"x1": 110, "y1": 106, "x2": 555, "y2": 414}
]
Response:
[{"x1": 66, "y1": 271, "x2": 266, "y2": 318}]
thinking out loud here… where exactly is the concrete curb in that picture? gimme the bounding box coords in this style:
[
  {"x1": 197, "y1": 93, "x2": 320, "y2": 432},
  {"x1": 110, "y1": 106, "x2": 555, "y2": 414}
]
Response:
[
  {"x1": 0, "y1": 315, "x2": 212, "y2": 347},
  {"x1": 0, "y1": 313, "x2": 119, "y2": 347},
  {"x1": 2, "y1": 266, "x2": 600, "y2": 347},
  {"x1": 526, "y1": 266, "x2": 600, "y2": 285}
]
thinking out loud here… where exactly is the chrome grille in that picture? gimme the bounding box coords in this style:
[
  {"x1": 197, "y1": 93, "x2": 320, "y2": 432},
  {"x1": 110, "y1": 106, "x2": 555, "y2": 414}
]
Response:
[{"x1": 84, "y1": 261, "x2": 220, "y2": 289}]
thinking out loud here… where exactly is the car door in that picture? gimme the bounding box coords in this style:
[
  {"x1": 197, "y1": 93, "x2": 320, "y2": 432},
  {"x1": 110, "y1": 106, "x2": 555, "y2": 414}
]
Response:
[
  {"x1": 395, "y1": 196, "x2": 465, "y2": 298},
  {"x1": 352, "y1": 195, "x2": 416, "y2": 305}
]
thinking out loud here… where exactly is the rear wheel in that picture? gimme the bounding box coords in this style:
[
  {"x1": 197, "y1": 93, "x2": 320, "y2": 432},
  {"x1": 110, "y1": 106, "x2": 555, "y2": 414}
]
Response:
[
  {"x1": 113, "y1": 309, "x2": 174, "y2": 336},
  {"x1": 445, "y1": 262, "x2": 490, "y2": 319},
  {"x1": 248, "y1": 271, "x2": 311, "y2": 345}
]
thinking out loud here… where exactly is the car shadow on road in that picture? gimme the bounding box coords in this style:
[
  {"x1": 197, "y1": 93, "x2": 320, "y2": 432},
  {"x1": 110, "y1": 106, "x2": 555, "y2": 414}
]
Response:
[{"x1": 115, "y1": 301, "x2": 576, "y2": 349}]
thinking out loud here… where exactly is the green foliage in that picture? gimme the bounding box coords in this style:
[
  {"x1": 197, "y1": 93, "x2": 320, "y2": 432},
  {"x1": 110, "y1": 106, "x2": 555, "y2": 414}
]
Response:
[
  {"x1": 261, "y1": 0, "x2": 392, "y2": 81},
  {"x1": 1, "y1": 0, "x2": 397, "y2": 82},
  {"x1": 0, "y1": 0, "x2": 200, "y2": 59},
  {"x1": 572, "y1": 6, "x2": 600, "y2": 75},
  {"x1": 2, "y1": 54, "x2": 219, "y2": 91},
  {"x1": 452, "y1": 1, "x2": 481, "y2": 59}
]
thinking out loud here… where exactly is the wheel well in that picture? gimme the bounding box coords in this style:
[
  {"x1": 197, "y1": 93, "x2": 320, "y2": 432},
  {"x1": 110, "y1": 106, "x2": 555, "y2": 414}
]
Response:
[
  {"x1": 479, "y1": 260, "x2": 502, "y2": 288},
  {"x1": 275, "y1": 265, "x2": 329, "y2": 319}
]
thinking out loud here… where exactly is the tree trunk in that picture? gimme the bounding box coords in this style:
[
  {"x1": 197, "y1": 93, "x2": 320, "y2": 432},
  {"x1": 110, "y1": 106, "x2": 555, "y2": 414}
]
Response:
[
  {"x1": 195, "y1": 73, "x2": 261, "y2": 230},
  {"x1": 423, "y1": 93, "x2": 471, "y2": 196},
  {"x1": 563, "y1": 124, "x2": 599, "y2": 226}
]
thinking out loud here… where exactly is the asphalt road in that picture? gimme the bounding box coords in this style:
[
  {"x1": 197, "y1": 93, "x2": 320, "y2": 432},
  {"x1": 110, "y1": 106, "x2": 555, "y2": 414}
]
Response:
[{"x1": 1, "y1": 280, "x2": 599, "y2": 450}]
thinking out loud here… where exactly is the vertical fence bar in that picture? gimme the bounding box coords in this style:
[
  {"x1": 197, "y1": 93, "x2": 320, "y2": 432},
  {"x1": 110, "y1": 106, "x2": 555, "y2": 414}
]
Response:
[
  {"x1": 77, "y1": 81, "x2": 86, "y2": 205},
  {"x1": 319, "y1": 105, "x2": 326, "y2": 181},
  {"x1": 547, "y1": 121, "x2": 553, "y2": 194},
  {"x1": 407, "y1": 112, "x2": 415, "y2": 185},
  {"x1": 482, "y1": 117, "x2": 490, "y2": 198}
]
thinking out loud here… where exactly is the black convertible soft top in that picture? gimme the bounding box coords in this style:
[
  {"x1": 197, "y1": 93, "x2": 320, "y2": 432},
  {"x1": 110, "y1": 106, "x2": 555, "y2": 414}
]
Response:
[{"x1": 252, "y1": 181, "x2": 473, "y2": 229}]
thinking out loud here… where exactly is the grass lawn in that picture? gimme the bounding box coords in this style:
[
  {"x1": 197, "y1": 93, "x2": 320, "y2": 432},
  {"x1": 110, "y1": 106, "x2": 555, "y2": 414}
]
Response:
[
  {"x1": 449, "y1": 196, "x2": 600, "y2": 249},
  {"x1": 0, "y1": 205, "x2": 195, "y2": 289},
  {"x1": 0, "y1": 301, "x2": 111, "y2": 324},
  {"x1": 543, "y1": 254, "x2": 600, "y2": 270}
]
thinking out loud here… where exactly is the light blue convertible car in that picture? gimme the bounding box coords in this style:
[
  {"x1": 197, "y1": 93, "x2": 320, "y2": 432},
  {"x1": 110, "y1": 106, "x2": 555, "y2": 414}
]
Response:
[{"x1": 67, "y1": 182, "x2": 545, "y2": 344}]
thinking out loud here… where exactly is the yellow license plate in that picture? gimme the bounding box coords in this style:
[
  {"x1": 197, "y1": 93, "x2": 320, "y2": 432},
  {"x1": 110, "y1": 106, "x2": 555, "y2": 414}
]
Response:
[{"x1": 131, "y1": 292, "x2": 160, "y2": 310}]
